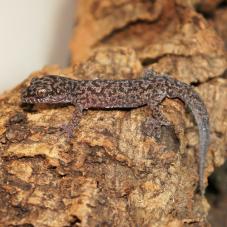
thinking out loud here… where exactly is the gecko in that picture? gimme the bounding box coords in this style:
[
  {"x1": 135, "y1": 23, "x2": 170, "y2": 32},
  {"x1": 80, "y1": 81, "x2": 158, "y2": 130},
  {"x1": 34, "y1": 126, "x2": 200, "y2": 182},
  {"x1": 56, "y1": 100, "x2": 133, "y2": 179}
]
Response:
[{"x1": 21, "y1": 69, "x2": 209, "y2": 194}]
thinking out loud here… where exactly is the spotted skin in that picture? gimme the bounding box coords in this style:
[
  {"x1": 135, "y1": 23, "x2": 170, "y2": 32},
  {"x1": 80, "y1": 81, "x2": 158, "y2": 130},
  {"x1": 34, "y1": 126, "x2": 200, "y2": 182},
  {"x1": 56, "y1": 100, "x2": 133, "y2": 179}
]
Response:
[{"x1": 21, "y1": 70, "x2": 209, "y2": 194}]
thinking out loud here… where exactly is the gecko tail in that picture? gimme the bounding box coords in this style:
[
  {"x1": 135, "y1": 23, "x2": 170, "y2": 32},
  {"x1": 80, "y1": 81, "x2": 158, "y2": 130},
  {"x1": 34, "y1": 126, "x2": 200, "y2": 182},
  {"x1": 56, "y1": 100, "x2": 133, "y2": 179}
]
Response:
[
  {"x1": 167, "y1": 78, "x2": 209, "y2": 194},
  {"x1": 190, "y1": 103, "x2": 209, "y2": 194}
]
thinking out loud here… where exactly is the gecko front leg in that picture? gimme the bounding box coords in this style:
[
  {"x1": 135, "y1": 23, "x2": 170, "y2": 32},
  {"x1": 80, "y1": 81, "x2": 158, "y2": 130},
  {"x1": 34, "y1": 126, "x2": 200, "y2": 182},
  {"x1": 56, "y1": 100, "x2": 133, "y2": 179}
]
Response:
[{"x1": 61, "y1": 104, "x2": 83, "y2": 138}]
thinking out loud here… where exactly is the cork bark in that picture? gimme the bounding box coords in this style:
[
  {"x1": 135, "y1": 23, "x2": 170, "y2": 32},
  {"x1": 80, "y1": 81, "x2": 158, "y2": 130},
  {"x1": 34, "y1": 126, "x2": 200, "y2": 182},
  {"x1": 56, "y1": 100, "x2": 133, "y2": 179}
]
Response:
[{"x1": 0, "y1": 0, "x2": 226, "y2": 226}]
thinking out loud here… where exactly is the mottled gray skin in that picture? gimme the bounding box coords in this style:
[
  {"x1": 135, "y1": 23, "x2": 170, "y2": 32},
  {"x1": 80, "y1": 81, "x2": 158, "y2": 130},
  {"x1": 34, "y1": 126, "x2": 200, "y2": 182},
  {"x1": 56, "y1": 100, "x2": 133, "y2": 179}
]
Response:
[{"x1": 21, "y1": 70, "x2": 209, "y2": 194}]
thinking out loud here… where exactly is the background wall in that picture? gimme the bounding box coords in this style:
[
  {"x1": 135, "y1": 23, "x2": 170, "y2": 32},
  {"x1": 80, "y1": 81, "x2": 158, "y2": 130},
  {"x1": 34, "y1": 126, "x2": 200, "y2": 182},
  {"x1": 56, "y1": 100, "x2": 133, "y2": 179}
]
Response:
[{"x1": 0, "y1": 0, "x2": 76, "y2": 93}]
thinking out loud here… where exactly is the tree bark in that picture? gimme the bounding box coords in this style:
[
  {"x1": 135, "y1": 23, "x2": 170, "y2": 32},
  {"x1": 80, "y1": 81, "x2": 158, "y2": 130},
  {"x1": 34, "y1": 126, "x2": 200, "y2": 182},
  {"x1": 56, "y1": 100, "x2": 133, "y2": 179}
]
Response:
[{"x1": 0, "y1": 0, "x2": 226, "y2": 226}]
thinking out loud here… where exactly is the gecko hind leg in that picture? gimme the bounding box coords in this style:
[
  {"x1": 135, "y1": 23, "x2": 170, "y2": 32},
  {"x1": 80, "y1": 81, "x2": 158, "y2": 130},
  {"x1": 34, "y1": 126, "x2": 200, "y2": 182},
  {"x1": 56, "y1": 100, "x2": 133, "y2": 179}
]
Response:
[
  {"x1": 142, "y1": 104, "x2": 171, "y2": 139},
  {"x1": 143, "y1": 69, "x2": 158, "y2": 79}
]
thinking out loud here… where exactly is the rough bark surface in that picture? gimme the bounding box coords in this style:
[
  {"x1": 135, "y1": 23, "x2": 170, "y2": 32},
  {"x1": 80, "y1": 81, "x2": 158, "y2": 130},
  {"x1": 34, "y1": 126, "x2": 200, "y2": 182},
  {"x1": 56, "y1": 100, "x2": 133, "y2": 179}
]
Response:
[
  {"x1": 211, "y1": 7, "x2": 227, "y2": 50},
  {"x1": 70, "y1": 0, "x2": 226, "y2": 84},
  {"x1": 0, "y1": 0, "x2": 226, "y2": 226},
  {"x1": 194, "y1": 0, "x2": 224, "y2": 13}
]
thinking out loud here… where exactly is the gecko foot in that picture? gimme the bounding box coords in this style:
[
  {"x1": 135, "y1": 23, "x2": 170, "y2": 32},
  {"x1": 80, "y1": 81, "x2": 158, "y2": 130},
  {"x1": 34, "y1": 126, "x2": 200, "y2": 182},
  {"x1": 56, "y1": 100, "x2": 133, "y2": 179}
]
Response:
[
  {"x1": 142, "y1": 118, "x2": 161, "y2": 139},
  {"x1": 60, "y1": 123, "x2": 75, "y2": 139},
  {"x1": 141, "y1": 117, "x2": 171, "y2": 139}
]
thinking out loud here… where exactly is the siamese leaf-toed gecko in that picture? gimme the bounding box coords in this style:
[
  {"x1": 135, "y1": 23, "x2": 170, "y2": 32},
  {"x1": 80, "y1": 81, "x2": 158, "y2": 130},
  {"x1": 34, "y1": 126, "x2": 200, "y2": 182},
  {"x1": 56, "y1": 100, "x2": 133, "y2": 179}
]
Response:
[{"x1": 21, "y1": 70, "x2": 209, "y2": 194}]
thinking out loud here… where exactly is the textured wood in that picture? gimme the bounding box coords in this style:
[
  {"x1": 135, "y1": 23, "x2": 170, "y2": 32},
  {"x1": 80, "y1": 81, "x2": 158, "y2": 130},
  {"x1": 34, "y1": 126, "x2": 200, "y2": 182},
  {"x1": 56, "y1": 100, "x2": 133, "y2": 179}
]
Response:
[
  {"x1": 70, "y1": 0, "x2": 226, "y2": 84},
  {"x1": 0, "y1": 0, "x2": 226, "y2": 226},
  {"x1": 211, "y1": 8, "x2": 227, "y2": 50}
]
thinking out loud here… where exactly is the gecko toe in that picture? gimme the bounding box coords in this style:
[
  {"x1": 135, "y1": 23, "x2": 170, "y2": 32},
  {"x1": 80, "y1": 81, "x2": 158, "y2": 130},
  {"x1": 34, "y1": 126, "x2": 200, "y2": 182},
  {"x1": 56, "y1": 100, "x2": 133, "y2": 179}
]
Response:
[
  {"x1": 141, "y1": 118, "x2": 162, "y2": 139},
  {"x1": 60, "y1": 123, "x2": 75, "y2": 139},
  {"x1": 141, "y1": 117, "x2": 172, "y2": 140}
]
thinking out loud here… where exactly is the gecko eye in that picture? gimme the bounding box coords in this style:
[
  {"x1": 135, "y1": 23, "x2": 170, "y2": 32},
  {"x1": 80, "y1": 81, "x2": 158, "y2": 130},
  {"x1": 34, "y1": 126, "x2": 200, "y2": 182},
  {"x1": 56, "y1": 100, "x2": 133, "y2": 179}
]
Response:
[
  {"x1": 36, "y1": 88, "x2": 47, "y2": 98},
  {"x1": 56, "y1": 88, "x2": 61, "y2": 94}
]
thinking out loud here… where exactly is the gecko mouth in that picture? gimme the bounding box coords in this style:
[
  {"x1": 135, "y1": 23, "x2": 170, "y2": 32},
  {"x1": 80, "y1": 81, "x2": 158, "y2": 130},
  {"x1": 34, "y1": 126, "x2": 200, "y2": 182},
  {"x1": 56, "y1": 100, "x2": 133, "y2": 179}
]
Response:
[
  {"x1": 21, "y1": 97, "x2": 46, "y2": 104},
  {"x1": 21, "y1": 95, "x2": 69, "y2": 104}
]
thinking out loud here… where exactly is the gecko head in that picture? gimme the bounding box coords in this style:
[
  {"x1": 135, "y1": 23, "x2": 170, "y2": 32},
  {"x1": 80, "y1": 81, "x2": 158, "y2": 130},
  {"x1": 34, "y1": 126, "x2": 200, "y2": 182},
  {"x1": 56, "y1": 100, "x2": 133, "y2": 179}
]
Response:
[{"x1": 21, "y1": 75, "x2": 73, "y2": 104}]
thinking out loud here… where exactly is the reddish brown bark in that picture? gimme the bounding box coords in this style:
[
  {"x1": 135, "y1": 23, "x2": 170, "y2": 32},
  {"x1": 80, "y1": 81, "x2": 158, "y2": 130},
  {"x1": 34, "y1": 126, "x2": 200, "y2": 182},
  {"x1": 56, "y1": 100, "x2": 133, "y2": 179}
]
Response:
[{"x1": 0, "y1": 0, "x2": 226, "y2": 226}]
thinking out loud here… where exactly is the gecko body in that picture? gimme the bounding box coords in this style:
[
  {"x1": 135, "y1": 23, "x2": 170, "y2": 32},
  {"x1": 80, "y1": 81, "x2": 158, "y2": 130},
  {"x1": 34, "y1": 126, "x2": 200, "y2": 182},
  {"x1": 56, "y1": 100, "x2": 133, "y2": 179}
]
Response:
[{"x1": 21, "y1": 70, "x2": 209, "y2": 193}]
